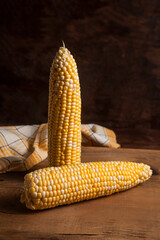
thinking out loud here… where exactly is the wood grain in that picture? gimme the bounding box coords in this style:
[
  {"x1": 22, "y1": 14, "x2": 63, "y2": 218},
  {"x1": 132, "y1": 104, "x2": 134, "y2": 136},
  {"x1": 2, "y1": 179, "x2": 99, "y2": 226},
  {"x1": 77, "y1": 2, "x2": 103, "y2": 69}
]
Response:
[
  {"x1": 116, "y1": 128, "x2": 160, "y2": 150},
  {"x1": 0, "y1": 0, "x2": 160, "y2": 128},
  {"x1": 0, "y1": 147, "x2": 159, "y2": 240}
]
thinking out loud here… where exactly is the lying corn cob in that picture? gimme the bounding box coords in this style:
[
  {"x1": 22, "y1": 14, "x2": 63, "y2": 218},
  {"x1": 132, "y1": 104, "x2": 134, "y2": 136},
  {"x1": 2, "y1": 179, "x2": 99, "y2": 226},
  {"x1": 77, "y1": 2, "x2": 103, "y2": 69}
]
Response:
[
  {"x1": 20, "y1": 161, "x2": 152, "y2": 210},
  {"x1": 48, "y1": 43, "x2": 81, "y2": 167}
]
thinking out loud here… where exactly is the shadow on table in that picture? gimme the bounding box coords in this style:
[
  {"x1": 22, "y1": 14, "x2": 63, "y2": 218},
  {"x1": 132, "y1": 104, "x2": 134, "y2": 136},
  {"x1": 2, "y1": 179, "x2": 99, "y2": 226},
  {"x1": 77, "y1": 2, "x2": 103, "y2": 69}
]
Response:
[{"x1": 0, "y1": 188, "x2": 34, "y2": 215}]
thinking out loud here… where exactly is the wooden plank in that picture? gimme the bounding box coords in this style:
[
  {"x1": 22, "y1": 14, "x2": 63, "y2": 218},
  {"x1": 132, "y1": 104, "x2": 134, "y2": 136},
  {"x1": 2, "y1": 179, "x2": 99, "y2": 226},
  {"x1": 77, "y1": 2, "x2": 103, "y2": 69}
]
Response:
[
  {"x1": 0, "y1": 147, "x2": 159, "y2": 239},
  {"x1": 0, "y1": 176, "x2": 159, "y2": 240},
  {"x1": 32, "y1": 147, "x2": 160, "y2": 174},
  {"x1": 116, "y1": 129, "x2": 160, "y2": 150},
  {"x1": 1, "y1": 1, "x2": 160, "y2": 129}
]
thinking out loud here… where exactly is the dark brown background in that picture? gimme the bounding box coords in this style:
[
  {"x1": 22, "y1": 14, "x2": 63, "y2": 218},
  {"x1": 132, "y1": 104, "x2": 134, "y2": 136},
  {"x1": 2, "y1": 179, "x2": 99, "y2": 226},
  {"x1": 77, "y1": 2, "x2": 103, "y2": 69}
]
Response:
[{"x1": 0, "y1": 0, "x2": 160, "y2": 129}]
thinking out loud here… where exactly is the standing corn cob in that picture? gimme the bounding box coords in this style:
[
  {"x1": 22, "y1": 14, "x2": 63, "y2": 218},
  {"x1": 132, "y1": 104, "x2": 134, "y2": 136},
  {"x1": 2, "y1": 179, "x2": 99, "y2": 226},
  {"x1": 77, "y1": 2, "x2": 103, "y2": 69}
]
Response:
[
  {"x1": 20, "y1": 161, "x2": 152, "y2": 210},
  {"x1": 48, "y1": 43, "x2": 81, "y2": 167}
]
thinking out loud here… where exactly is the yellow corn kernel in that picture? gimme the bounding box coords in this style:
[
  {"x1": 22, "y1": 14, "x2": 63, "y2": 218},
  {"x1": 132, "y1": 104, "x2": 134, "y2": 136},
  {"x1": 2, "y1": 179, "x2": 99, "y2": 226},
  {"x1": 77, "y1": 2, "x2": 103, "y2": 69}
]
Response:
[
  {"x1": 20, "y1": 161, "x2": 152, "y2": 210},
  {"x1": 48, "y1": 44, "x2": 81, "y2": 167}
]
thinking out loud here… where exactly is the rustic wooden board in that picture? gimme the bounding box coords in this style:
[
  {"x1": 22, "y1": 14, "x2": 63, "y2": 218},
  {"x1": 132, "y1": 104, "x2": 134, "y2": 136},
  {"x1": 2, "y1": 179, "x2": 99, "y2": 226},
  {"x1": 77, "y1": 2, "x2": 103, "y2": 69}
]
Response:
[
  {"x1": 116, "y1": 128, "x2": 160, "y2": 150},
  {"x1": 0, "y1": 147, "x2": 159, "y2": 240},
  {"x1": 0, "y1": 1, "x2": 160, "y2": 128}
]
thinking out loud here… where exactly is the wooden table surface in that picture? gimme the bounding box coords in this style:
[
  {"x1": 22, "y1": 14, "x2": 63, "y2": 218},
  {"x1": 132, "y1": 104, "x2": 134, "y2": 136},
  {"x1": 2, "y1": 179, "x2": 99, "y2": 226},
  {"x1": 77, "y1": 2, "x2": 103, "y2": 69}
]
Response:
[{"x1": 0, "y1": 139, "x2": 160, "y2": 239}]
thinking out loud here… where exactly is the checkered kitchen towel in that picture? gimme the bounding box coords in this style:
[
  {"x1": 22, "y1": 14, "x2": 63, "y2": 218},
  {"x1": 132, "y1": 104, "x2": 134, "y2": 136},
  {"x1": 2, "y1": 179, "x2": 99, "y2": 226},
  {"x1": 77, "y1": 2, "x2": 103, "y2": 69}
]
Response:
[{"x1": 0, "y1": 123, "x2": 120, "y2": 173}]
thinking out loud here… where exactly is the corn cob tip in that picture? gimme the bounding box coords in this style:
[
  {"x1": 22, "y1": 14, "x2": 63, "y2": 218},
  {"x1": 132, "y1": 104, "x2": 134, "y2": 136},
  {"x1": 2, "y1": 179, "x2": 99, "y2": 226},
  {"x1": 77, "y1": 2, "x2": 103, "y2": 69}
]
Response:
[
  {"x1": 21, "y1": 161, "x2": 152, "y2": 210},
  {"x1": 62, "y1": 40, "x2": 65, "y2": 48}
]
